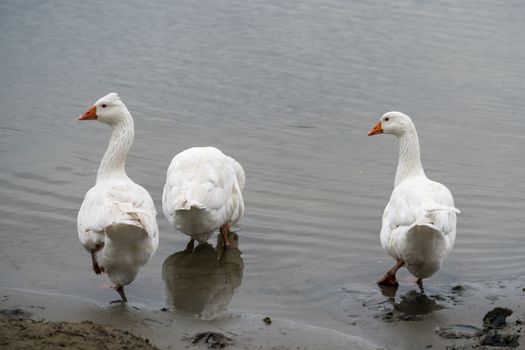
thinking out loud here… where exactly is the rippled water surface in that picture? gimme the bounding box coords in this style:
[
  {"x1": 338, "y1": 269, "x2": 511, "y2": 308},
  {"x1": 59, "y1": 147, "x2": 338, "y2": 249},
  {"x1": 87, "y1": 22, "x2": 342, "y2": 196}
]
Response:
[{"x1": 1, "y1": 0, "x2": 524, "y2": 347}]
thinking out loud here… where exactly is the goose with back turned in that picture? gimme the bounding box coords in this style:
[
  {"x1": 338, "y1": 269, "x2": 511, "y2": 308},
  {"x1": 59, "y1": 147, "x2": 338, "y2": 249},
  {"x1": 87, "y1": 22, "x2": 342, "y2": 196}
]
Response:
[
  {"x1": 368, "y1": 111, "x2": 459, "y2": 287},
  {"x1": 162, "y1": 147, "x2": 245, "y2": 250},
  {"x1": 77, "y1": 93, "x2": 159, "y2": 303}
]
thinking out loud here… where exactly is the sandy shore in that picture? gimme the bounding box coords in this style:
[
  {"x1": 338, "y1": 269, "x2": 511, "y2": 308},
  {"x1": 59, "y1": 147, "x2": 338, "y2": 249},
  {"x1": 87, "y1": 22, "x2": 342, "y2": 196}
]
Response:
[
  {"x1": 1, "y1": 278, "x2": 524, "y2": 350},
  {"x1": 0, "y1": 317, "x2": 159, "y2": 350},
  {"x1": 0, "y1": 287, "x2": 376, "y2": 350}
]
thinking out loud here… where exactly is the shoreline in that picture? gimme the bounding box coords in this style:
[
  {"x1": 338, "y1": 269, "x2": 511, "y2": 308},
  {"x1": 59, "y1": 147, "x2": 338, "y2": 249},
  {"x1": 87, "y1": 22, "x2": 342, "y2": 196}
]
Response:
[
  {"x1": 0, "y1": 287, "x2": 376, "y2": 350},
  {"x1": 1, "y1": 278, "x2": 524, "y2": 349}
]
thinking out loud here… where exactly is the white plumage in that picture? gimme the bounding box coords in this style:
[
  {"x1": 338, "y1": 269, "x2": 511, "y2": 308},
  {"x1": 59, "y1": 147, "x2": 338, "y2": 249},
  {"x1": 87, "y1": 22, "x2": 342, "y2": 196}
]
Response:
[
  {"x1": 368, "y1": 111, "x2": 459, "y2": 286},
  {"x1": 162, "y1": 147, "x2": 245, "y2": 246},
  {"x1": 77, "y1": 93, "x2": 159, "y2": 302}
]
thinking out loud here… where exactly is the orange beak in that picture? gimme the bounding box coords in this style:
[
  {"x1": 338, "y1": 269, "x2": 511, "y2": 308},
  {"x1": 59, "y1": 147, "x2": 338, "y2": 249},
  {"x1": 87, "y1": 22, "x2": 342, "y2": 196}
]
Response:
[
  {"x1": 79, "y1": 105, "x2": 97, "y2": 120},
  {"x1": 367, "y1": 120, "x2": 383, "y2": 136}
]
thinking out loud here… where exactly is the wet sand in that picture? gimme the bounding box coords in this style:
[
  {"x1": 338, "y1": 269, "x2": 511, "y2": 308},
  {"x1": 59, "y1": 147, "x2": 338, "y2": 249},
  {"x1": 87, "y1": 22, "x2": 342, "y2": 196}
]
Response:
[
  {"x1": 1, "y1": 277, "x2": 523, "y2": 350},
  {"x1": 339, "y1": 278, "x2": 525, "y2": 349},
  {"x1": 0, "y1": 317, "x2": 159, "y2": 350},
  {"x1": 0, "y1": 288, "x2": 376, "y2": 350}
]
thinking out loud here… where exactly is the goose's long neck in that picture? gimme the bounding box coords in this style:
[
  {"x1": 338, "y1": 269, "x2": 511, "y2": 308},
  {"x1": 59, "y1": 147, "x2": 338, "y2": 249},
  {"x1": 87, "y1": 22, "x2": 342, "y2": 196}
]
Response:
[
  {"x1": 395, "y1": 130, "x2": 425, "y2": 187},
  {"x1": 96, "y1": 115, "x2": 134, "y2": 183}
]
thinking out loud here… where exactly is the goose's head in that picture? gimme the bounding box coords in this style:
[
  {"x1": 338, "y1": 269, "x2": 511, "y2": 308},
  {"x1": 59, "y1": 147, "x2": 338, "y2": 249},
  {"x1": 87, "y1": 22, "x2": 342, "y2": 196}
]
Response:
[
  {"x1": 79, "y1": 93, "x2": 129, "y2": 126},
  {"x1": 368, "y1": 111, "x2": 416, "y2": 137}
]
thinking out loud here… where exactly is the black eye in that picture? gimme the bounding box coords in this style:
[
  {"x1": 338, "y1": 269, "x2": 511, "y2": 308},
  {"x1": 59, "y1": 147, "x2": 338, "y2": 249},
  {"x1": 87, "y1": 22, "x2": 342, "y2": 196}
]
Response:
[
  {"x1": 101, "y1": 104, "x2": 107, "y2": 108},
  {"x1": 384, "y1": 117, "x2": 390, "y2": 122}
]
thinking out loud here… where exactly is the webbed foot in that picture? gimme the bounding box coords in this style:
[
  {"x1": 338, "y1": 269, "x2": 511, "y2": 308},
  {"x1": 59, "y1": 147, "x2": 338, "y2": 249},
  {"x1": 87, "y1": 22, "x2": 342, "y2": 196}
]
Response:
[
  {"x1": 377, "y1": 259, "x2": 405, "y2": 287},
  {"x1": 110, "y1": 286, "x2": 127, "y2": 304},
  {"x1": 377, "y1": 273, "x2": 399, "y2": 286}
]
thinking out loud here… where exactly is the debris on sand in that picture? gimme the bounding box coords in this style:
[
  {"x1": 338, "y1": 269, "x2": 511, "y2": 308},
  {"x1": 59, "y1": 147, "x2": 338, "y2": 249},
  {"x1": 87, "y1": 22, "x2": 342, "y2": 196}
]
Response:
[
  {"x1": 480, "y1": 333, "x2": 520, "y2": 347},
  {"x1": 434, "y1": 324, "x2": 480, "y2": 339},
  {"x1": 191, "y1": 331, "x2": 233, "y2": 349},
  {"x1": 479, "y1": 307, "x2": 520, "y2": 348},
  {"x1": 436, "y1": 307, "x2": 521, "y2": 348},
  {"x1": 263, "y1": 316, "x2": 272, "y2": 325},
  {"x1": 0, "y1": 308, "x2": 32, "y2": 319},
  {"x1": 451, "y1": 285, "x2": 465, "y2": 293}
]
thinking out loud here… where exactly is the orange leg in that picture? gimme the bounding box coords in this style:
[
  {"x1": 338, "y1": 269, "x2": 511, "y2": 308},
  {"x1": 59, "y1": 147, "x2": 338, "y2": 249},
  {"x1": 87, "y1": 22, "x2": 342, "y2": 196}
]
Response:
[
  {"x1": 220, "y1": 224, "x2": 231, "y2": 247},
  {"x1": 377, "y1": 259, "x2": 405, "y2": 286}
]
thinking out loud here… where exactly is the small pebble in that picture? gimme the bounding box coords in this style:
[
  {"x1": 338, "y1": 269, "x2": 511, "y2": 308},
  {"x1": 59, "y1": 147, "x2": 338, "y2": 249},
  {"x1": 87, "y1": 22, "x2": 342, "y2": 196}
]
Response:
[{"x1": 263, "y1": 317, "x2": 272, "y2": 325}]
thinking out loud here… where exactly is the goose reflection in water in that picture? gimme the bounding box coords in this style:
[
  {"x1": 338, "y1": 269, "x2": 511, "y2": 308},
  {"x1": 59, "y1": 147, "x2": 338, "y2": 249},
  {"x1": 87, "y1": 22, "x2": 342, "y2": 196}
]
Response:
[
  {"x1": 161, "y1": 231, "x2": 243, "y2": 319},
  {"x1": 393, "y1": 289, "x2": 444, "y2": 316},
  {"x1": 378, "y1": 286, "x2": 446, "y2": 321}
]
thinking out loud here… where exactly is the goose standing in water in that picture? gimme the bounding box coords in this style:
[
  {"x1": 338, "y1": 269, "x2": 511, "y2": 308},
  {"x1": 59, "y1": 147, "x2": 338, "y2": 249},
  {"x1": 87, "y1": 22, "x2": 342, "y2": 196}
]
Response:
[
  {"x1": 77, "y1": 93, "x2": 159, "y2": 303},
  {"x1": 162, "y1": 147, "x2": 245, "y2": 250},
  {"x1": 368, "y1": 111, "x2": 459, "y2": 287}
]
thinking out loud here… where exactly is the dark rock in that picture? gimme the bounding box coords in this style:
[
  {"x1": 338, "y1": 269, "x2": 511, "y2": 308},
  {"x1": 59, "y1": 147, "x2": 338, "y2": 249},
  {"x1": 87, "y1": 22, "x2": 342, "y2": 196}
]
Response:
[
  {"x1": 263, "y1": 316, "x2": 272, "y2": 325},
  {"x1": 483, "y1": 307, "x2": 513, "y2": 329}
]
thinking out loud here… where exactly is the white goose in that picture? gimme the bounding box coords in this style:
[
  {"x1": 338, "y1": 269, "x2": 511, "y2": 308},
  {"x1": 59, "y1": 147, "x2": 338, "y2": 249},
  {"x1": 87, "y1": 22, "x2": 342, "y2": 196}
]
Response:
[
  {"x1": 368, "y1": 111, "x2": 459, "y2": 287},
  {"x1": 77, "y1": 93, "x2": 159, "y2": 303},
  {"x1": 162, "y1": 147, "x2": 245, "y2": 249}
]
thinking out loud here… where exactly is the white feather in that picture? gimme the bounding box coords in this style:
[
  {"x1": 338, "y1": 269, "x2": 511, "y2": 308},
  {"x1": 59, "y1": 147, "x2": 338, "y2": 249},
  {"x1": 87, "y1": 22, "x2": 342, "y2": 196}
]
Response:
[
  {"x1": 77, "y1": 93, "x2": 158, "y2": 289},
  {"x1": 373, "y1": 112, "x2": 459, "y2": 280},
  {"x1": 162, "y1": 147, "x2": 245, "y2": 243}
]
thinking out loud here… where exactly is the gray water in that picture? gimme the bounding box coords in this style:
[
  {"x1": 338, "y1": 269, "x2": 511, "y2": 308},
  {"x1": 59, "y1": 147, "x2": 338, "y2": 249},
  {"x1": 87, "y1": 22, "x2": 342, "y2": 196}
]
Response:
[{"x1": 1, "y1": 0, "x2": 524, "y2": 347}]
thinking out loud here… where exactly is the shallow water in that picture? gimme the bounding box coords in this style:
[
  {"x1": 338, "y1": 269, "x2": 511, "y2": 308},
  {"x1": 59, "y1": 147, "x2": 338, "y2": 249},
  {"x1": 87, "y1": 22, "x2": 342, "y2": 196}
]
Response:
[{"x1": 1, "y1": 0, "x2": 524, "y2": 348}]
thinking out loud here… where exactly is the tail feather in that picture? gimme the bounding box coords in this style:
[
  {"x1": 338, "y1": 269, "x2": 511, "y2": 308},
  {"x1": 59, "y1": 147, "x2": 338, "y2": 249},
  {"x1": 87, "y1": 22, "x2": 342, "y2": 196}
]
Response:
[
  {"x1": 403, "y1": 224, "x2": 449, "y2": 278},
  {"x1": 105, "y1": 223, "x2": 149, "y2": 243},
  {"x1": 413, "y1": 203, "x2": 459, "y2": 235},
  {"x1": 423, "y1": 203, "x2": 461, "y2": 214},
  {"x1": 405, "y1": 223, "x2": 446, "y2": 250},
  {"x1": 173, "y1": 198, "x2": 207, "y2": 211}
]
